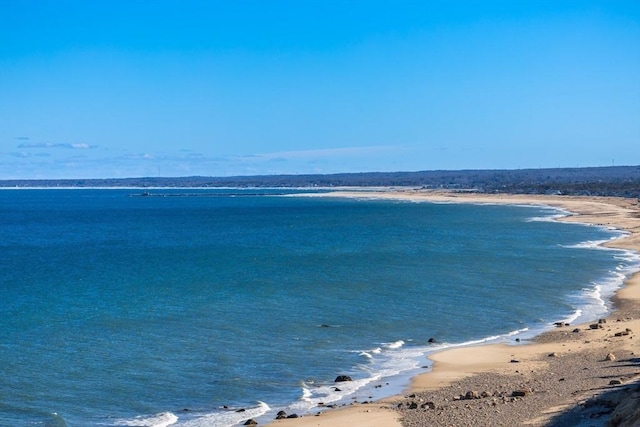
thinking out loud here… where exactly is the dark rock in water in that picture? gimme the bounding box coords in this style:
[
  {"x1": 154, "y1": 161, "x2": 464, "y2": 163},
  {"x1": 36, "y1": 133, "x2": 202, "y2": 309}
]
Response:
[
  {"x1": 236, "y1": 408, "x2": 246, "y2": 412},
  {"x1": 286, "y1": 414, "x2": 299, "y2": 418},
  {"x1": 243, "y1": 419, "x2": 258, "y2": 425},
  {"x1": 554, "y1": 322, "x2": 565, "y2": 327},
  {"x1": 335, "y1": 375, "x2": 353, "y2": 382},
  {"x1": 275, "y1": 410, "x2": 287, "y2": 420},
  {"x1": 428, "y1": 337, "x2": 436, "y2": 343},
  {"x1": 332, "y1": 387, "x2": 341, "y2": 391},
  {"x1": 320, "y1": 324, "x2": 330, "y2": 328}
]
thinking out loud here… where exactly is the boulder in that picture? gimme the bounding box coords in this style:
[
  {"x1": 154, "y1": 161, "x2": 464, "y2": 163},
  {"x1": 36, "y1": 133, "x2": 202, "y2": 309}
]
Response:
[
  {"x1": 335, "y1": 375, "x2": 353, "y2": 382},
  {"x1": 421, "y1": 401, "x2": 436, "y2": 410},
  {"x1": 605, "y1": 352, "x2": 616, "y2": 361},
  {"x1": 243, "y1": 419, "x2": 257, "y2": 426},
  {"x1": 465, "y1": 390, "x2": 481, "y2": 399}
]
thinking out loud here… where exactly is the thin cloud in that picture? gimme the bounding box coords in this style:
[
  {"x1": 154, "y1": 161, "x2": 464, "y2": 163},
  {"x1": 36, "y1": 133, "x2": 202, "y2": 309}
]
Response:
[
  {"x1": 18, "y1": 142, "x2": 95, "y2": 149},
  {"x1": 122, "y1": 153, "x2": 154, "y2": 160},
  {"x1": 10, "y1": 151, "x2": 31, "y2": 158},
  {"x1": 7, "y1": 151, "x2": 49, "y2": 158}
]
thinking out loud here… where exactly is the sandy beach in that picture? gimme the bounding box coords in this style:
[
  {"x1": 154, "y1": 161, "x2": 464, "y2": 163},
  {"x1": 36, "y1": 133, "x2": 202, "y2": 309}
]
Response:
[{"x1": 267, "y1": 191, "x2": 640, "y2": 427}]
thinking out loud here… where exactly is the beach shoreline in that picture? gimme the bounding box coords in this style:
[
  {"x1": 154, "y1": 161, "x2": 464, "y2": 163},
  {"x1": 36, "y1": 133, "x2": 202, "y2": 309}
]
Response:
[{"x1": 268, "y1": 191, "x2": 640, "y2": 427}]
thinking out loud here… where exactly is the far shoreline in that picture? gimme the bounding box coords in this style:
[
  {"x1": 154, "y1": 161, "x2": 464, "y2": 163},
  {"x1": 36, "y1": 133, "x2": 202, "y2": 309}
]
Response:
[{"x1": 268, "y1": 190, "x2": 640, "y2": 427}]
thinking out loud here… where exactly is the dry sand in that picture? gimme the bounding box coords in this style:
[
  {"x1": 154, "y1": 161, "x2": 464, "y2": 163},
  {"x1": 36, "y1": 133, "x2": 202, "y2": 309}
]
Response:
[{"x1": 266, "y1": 192, "x2": 640, "y2": 427}]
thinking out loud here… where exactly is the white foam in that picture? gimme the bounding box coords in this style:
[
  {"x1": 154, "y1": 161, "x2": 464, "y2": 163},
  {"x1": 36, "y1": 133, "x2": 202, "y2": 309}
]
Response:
[
  {"x1": 440, "y1": 327, "x2": 530, "y2": 349},
  {"x1": 526, "y1": 213, "x2": 567, "y2": 223},
  {"x1": 560, "y1": 308, "x2": 583, "y2": 325},
  {"x1": 385, "y1": 340, "x2": 404, "y2": 349},
  {"x1": 561, "y1": 240, "x2": 612, "y2": 249},
  {"x1": 178, "y1": 402, "x2": 270, "y2": 427},
  {"x1": 286, "y1": 326, "x2": 539, "y2": 418},
  {"x1": 114, "y1": 412, "x2": 178, "y2": 427}
]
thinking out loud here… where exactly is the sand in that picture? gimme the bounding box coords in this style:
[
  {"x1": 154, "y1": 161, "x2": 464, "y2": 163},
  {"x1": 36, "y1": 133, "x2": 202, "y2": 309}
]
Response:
[{"x1": 266, "y1": 191, "x2": 640, "y2": 427}]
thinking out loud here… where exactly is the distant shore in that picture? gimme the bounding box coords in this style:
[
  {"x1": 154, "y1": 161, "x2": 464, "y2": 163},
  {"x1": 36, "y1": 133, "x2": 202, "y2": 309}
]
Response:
[
  {"x1": 268, "y1": 191, "x2": 640, "y2": 427},
  {"x1": 1, "y1": 165, "x2": 639, "y2": 198}
]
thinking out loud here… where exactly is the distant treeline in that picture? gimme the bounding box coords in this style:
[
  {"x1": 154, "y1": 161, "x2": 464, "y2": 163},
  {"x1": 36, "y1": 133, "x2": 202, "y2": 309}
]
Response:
[{"x1": 2, "y1": 166, "x2": 639, "y2": 198}]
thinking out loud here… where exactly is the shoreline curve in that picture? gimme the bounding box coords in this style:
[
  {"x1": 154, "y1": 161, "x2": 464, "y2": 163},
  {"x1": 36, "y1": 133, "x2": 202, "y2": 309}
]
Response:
[{"x1": 267, "y1": 190, "x2": 640, "y2": 427}]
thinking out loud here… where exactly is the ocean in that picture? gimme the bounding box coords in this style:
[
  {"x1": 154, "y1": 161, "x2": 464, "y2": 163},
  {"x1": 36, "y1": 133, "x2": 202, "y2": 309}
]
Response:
[{"x1": 1, "y1": 189, "x2": 638, "y2": 427}]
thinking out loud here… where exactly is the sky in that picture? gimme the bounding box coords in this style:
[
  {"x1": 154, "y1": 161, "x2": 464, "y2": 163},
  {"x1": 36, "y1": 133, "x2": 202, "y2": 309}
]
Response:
[{"x1": 1, "y1": 1, "x2": 639, "y2": 179}]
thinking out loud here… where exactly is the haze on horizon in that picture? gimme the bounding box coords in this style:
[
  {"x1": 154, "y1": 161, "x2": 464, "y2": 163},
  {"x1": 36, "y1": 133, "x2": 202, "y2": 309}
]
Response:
[{"x1": 1, "y1": 1, "x2": 639, "y2": 180}]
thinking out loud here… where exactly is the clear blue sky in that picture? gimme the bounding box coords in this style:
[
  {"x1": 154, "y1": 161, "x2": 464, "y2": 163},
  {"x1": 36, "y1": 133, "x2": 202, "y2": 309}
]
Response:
[{"x1": 1, "y1": 1, "x2": 639, "y2": 179}]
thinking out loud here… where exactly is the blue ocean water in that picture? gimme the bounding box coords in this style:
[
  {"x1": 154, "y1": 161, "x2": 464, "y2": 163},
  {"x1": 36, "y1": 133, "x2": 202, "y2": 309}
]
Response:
[{"x1": 0, "y1": 189, "x2": 638, "y2": 427}]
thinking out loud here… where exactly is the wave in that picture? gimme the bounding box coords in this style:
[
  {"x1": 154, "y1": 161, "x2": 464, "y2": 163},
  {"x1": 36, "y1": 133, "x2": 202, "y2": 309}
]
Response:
[
  {"x1": 563, "y1": 265, "x2": 637, "y2": 326},
  {"x1": 526, "y1": 212, "x2": 569, "y2": 223},
  {"x1": 560, "y1": 239, "x2": 614, "y2": 249},
  {"x1": 435, "y1": 327, "x2": 531, "y2": 350},
  {"x1": 282, "y1": 326, "x2": 539, "y2": 418},
  {"x1": 384, "y1": 340, "x2": 405, "y2": 349},
  {"x1": 111, "y1": 403, "x2": 273, "y2": 427},
  {"x1": 560, "y1": 308, "x2": 583, "y2": 325},
  {"x1": 178, "y1": 402, "x2": 270, "y2": 427},
  {"x1": 113, "y1": 412, "x2": 178, "y2": 427}
]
